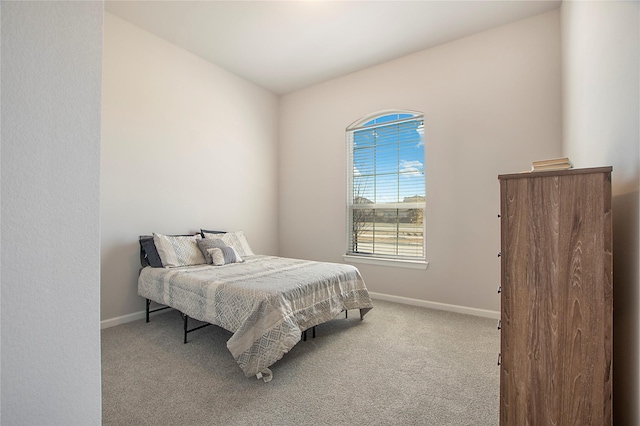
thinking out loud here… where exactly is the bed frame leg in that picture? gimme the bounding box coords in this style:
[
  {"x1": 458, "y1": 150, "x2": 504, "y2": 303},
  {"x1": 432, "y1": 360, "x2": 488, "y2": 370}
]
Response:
[
  {"x1": 145, "y1": 299, "x2": 170, "y2": 323},
  {"x1": 179, "y1": 312, "x2": 212, "y2": 343},
  {"x1": 302, "y1": 326, "x2": 316, "y2": 342},
  {"x1": 345, "y1": 310, "x2": 348, "y2": 319},
  {"x1": 183, "y1": 314, "x2": 189, "y2": 344}
]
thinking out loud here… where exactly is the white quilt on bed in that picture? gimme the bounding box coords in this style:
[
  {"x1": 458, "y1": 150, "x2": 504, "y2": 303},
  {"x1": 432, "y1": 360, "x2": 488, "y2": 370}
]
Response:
[{"x1": 138, "y1": 255, "x2": 373, "y2": 378}]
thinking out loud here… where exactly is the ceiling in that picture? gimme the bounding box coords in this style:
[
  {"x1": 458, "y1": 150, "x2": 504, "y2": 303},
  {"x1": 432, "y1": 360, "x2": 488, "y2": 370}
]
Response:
[{"x1": 105, "y1": 0, "x2": 561, "y2": 95}]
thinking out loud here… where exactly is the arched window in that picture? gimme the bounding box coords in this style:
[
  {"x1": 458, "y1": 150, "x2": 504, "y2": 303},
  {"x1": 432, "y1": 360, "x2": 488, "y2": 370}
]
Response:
[{"x1": 346, "y1": 110, "x2": 426, "y2": 264}]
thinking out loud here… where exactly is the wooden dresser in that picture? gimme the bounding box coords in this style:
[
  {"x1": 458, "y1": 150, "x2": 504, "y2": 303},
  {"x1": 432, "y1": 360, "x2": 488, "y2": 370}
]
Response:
[{"x1": 498, "y1": 167, "x2": 613, "y2": 425}]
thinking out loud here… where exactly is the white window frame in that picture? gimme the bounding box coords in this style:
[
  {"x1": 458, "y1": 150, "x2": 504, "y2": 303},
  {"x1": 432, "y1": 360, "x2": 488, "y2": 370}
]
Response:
[{"x1": 344, "y1": 110, "x2": 428, "y2": 269}]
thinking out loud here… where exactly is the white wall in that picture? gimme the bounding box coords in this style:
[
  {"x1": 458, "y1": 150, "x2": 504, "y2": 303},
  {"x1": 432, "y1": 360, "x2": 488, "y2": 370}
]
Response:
[
  {"x1": 563, "y1": 0, "x2": 639, "y2": 191},
  {"x1": 1, "y1": 2, "x2": 103, "y2": 424},
  {"x1": 101, "y1": 14, "x2": 280, "y2": 322},
  {"x1": 279, "y1": 10, "x2": 562, "y2": 313},
  {"x1": 561, "y1": 1, "x2": 640, "y2": 423}
]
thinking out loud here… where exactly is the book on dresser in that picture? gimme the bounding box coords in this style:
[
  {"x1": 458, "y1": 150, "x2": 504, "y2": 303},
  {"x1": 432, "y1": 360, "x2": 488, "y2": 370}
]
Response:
[
  {"x1": 497, "y1": 166, "x2": 613, "y2": 426},
  {"x1": 531, "y1": 157, "x2": 573, "y2": 171}
]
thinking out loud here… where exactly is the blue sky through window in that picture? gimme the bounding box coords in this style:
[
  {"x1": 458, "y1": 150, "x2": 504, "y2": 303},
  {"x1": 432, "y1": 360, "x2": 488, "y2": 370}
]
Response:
[{"x1": 352, "y1": 113, "x2": 424, "y2": 204}]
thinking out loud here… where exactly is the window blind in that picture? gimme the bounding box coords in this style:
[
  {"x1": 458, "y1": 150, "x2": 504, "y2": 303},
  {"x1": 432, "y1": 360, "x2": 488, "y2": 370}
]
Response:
[{"x1": 347, "y1": 112, "x2": 425, "y2": 260}]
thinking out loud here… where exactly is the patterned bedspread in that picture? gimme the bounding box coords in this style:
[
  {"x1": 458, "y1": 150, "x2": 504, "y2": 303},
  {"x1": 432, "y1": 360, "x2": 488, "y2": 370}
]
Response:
[{"x1": 138, "y1": 255, "x2": 373, "y2": 379}]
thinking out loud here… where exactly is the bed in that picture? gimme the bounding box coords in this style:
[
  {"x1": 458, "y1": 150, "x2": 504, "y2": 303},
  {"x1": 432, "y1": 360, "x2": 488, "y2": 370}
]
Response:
[{"x1": 138, "y1": 230, "x2": 373, "y2": 382}]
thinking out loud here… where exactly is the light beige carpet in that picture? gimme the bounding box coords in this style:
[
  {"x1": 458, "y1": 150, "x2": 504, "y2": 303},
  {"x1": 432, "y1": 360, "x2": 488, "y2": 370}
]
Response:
[{"x1": 101, "y1": 299, "x2": 500, "y2": 425}]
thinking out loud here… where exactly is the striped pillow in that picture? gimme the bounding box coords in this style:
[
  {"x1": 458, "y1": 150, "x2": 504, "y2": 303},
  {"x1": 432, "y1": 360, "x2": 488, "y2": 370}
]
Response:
[
  {"x1": 207, "y1": 246, "x2": 243, "y2": 266},
  {"x1": 197, "y1": 238, "x2": 227, "y2": 264}
]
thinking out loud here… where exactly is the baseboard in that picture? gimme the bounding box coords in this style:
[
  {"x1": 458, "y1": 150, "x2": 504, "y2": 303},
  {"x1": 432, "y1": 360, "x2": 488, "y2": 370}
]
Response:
[
  {"x1": 101, "y1": 306, "x2": 174, "y2": 329},
  {"x1": 368, "y1": 292, "x2": 500, "y2": 320}
]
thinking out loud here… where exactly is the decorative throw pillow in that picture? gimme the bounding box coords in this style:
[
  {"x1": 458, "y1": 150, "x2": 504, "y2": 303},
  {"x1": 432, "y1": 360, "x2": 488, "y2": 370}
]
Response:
[
  {"x1": 196, "y1": 238, "x2": 227, "y2": 264},
  {"x1": 203, "y1": 230, "x2": 255, "y2": 257},
  {"x1": 207, "y1": 246, "x2": 243, "y2": 266},
  {"x1": 152, "y1": 233, "x2": 206, "y2": 268}
]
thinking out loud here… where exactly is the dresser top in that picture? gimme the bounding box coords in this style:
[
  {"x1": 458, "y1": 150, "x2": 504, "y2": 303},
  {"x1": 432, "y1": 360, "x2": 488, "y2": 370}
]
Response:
[{"x1": 499, "y1": 166, "x2": 612, "y2": 180}]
